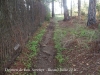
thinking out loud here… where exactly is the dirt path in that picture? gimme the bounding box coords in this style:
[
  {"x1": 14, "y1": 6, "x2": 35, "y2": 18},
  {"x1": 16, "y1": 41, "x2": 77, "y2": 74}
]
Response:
[{"x1": 36, "y1": 19, "x2": 56, "y2": 75}]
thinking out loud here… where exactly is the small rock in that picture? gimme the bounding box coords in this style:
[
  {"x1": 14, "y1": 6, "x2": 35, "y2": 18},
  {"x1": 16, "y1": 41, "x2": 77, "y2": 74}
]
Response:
[
  {"x1": 73, "y1": 64, "x2": 76, "y2": 67},
  {"x1": 42, "y1": 44, "x2": 47, "y2": 47},
  {"x1": 80, "y1": 71, "x2": 83, "y2": 73},
  {"x1": 86, "y1": 63, "x2": 89, "y2": 66},
  {"x1": 82, "y1": 61, "x2": 84, "y2": 64},
  {"x1": 97, "y1": 62, "x2": 100, "y2": 65}
]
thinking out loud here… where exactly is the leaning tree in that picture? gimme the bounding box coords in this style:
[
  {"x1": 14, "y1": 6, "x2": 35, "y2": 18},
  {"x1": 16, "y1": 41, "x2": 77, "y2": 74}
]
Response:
[{"x1": 87, "y1": 0, "x2": 96, "y2": 26}]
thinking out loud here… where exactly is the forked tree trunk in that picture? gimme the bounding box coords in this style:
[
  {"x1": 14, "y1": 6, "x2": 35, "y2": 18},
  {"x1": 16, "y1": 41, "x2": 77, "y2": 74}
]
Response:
[
  {"x1": 87, "y1": 0, "x2": 96, "y2": 26},
  {"x1": 63, "y1": 0, "x2": 70, "y2": 21},
  {"x1": 71, "y1": 0, "x2": 72, "y2": 17}
]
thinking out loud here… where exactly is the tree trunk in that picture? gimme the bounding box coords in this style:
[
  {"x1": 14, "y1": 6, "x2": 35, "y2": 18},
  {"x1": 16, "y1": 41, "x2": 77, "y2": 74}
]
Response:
[
  {"x1": 87, "y1": 0, "x2": 96, "y2": 26},
  {"x1": 52, "y1": 0, "x2": 55, "y2": 18},
  {"x1": 71, "y1": 0, "x2": 72, "y2": 17},
  {"x1": 78, "y1": 0, "x2": 81, "y2": 19},
  {"x1": 63, "y1": 0, "x2": 70, "y2": 21}
]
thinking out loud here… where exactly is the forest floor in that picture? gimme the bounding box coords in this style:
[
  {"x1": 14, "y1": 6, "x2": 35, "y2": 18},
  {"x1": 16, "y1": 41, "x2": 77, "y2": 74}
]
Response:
[
  {"x1": 5, "y1": 15, "x2": 100, "y2": 75},
  {"x1": 53, "y1": 15, "x2": 100, "y2": 75}
]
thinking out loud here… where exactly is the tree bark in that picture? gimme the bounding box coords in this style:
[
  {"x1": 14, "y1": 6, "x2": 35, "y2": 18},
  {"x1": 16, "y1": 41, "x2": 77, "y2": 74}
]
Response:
[
  {"x1": 71, "y1": 0, "x2": 72, "y2": 17},
  {"x1": 78, "y1": 0, "x2": 81, "y2": 19},
  {"x1": 87, "y1": 0, "x2": 96, "y2": 26},
  {"x1": 52, "y1": 0, "x2": 55, "y2": 18},
  {"x1": 63, "y1": 0, "x2": 70, "y2": 21}
]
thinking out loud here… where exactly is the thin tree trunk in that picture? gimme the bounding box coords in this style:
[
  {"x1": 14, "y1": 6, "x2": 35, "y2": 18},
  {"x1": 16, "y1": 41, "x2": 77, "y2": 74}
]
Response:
[
  {"x1": 71, "y1": 0, "x2": 72, "y2": 17},
  {"x1": 52, "y1": 0, "x2": 55, "y2": 18},
  {"x1": 78, "y1": 0, "x2": 81, "y2": 19},
  {"x1": 87, "y1": 0, "x2": 96, "y2": 26}
]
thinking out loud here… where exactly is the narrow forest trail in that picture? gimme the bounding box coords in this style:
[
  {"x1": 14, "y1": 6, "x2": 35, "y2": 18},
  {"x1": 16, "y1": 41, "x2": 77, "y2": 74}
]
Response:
[
  {"x1": 4, "y1": 15, "x2": 100, "y2": 75},
  {"x1": 36, "y1": 19, "x2": 56, "y2": 75},
  {"x1": 4, "y1": 19, "x2": 57, "y2": 75}
]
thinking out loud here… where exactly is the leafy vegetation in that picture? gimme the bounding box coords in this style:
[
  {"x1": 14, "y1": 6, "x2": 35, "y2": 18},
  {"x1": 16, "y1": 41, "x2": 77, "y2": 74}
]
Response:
[
  {"x1": 45, "y1": 5, "x2": 50, "y2": 21},
  {"x1": 53, "y1": 15, "x2": 100, "y2": 69},
  {"x1": 27, "y1": 28, "x2": 46, "y2": 57},
  {"x1": 69, "y1": 24, "x2": 99, "y2": 41},
  {"x1": 21, "y1": 23, "x2": 47, "y2": 74},
  {"x1": 53, "y1": 22, "x2": 67, "y2": 66},
  {"x1": 22, "y1": 23, "x2": 47, "y2": 71},
  {"x1": 6, "y1": 22, "x2": 47, "y2": 75},
  {"x1": 55, "y1": 15, "x2": 64, "y2": 21},
  {"x1": 96, "y1": 3, "x2": 100, "y2": 17}
]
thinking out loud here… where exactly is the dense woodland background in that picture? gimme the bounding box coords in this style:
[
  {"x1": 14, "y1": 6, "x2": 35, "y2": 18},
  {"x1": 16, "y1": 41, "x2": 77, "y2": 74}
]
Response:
[{"x1": 0, "y1": 0, "x2": 49, "y2": 74}]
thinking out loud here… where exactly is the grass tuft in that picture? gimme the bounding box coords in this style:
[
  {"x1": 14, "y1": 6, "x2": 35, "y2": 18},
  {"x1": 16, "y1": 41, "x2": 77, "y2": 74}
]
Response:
[{"x1": 53, "y1": 23, "x2": 67, "y2": 66}]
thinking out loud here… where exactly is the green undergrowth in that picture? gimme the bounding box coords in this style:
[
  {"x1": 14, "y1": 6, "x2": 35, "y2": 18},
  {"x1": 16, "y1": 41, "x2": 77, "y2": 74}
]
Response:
[
  {"x1": 53, "y1": 23, "x2": 67, "y2": 66},
  {"x1": 53, "y1": 17, "x2": 100, "y2": 68},
  {"x1": 16, "y1": 23, "x2": 47, "y2": 75},
  {"x1": 6, "y1": 22, "x2": 47, "y2": 75},
  {"x1": 24, "y1": 23, "x2": 47, "y2": 73},
  {"x1": 69, "y1": 24, "x2": 99, "y2": 41},
  {"x1": 53, "y1": 15, "x2": 100, "y2": 75},
  {"x1": 55, "y1": 15, "x2": 64, "y2": 21},
  {"x1": 26, "y1": 23, "x2": 47, "y2": 58},
  {"x1": 27, "y1": 29, "x2": 46, "y2": 57}
]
